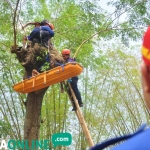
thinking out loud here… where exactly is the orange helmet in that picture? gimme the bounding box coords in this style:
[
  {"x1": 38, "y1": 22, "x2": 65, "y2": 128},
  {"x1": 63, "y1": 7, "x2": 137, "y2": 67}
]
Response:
[
  {"x1": 62, "y1": 49, "x2": 70, "y2": 55},
  {"x1": 48, "y1": 23, "x2": 54, "y2": 30},
  {"x1": 41, "y1": 19, "x2": 54, "y2": 30}
]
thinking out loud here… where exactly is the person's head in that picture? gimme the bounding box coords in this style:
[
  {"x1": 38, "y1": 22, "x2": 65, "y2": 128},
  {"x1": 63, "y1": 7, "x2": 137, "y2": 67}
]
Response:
[
  {"x1": 41, "y1": 19, "x2": 54, "y2": 30},
  {"x1": 62, "y1": 49, "x2": 70, "y2": 61},
  {"x1": 141, "y1": 26, "x2": 150, "y2": 110}
]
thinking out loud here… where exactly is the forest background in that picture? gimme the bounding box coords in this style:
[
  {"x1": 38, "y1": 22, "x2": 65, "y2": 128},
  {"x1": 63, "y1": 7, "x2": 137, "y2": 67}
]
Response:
[{"x1": 0, "y1": 0, "x2": 150, "y2": 150}]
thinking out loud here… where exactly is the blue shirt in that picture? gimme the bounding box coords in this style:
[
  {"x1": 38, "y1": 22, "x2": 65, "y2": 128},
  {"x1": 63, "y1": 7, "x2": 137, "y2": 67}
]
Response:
[
  {"x1": 67, "y1": 57, "x2": 75, "y2": 63},
  {"x1": 112, "y1": 127, "x2": 150, "y2": 150},
  {"x1": 31, "y1": 26, "x2": 54, "y2": 35},
  {"x1": 29, "y1": 26, "x2": 54, "y2": 41},
  {"x1": 90, "y1": 124, "x2": 150, "y2": 150}
]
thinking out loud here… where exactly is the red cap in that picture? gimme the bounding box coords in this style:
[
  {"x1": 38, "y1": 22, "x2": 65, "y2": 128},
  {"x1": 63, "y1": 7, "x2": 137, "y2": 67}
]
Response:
[{"x1": 142, "y1": 26, "x2": 150, "y2": 66}]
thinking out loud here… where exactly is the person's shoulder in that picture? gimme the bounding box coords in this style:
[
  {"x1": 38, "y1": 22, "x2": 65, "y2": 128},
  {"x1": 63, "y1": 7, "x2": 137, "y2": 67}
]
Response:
[
  {"x1": 90, "y1": 124, "x2": 150, "y2": 150},
  {"x1": 32, "y1": 27, "x2": 40, "y2": 31},
  {"x1": 112, "y1": 127, "x2": 150, "y2": 150},
  {"x1": 68, "y1": 58, "x2": 75, "y2": 62},
  {"x1": 42, "y1": 26, "x2": 50, "y2": 29}
]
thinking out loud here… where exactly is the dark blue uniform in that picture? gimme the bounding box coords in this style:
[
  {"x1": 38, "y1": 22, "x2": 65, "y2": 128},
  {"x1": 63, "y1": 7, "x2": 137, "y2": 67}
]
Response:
[
  {"x1": 90, "y1": 124, "x2": 150, "y2": 150},
  {"x1": 112, "y1": 127, "x2": 150, "y2": 150},
  {"x1": 67, "y1": 58, "x2": 83, "y2": 108},
  {"x1": 28, "y1": 26, "x2": 54, "y2": 47}
]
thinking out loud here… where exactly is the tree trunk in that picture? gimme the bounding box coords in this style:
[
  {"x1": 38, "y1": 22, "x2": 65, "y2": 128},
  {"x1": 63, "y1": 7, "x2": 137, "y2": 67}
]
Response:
[
  {"x1": 10, "y1": 41, "x2": 64, "y2": 147},
  {"x1": 24, "y1": 88, "x2": 48, "y2": 146}
]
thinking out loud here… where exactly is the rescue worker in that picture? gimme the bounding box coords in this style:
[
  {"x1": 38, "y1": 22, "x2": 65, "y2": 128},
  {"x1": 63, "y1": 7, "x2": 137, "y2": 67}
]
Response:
[
  {"x1": 90, "y1": 26, "x2": 150, "y2": 150},
  {"x1": 62, "y1": 49, "x2": 83, "y2": 111},
  {"x1": 22, "y1": 19, "x2": 54, "y2": 47},
  {"x1": 39, "y1": 19, "x2": 55, "y2": 47}
]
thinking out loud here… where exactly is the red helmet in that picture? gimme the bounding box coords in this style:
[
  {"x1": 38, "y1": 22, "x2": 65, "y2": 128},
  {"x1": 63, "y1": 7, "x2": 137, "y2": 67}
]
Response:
[{"x1": 62, "y1": 49, "x2": 70, "y2": 55}]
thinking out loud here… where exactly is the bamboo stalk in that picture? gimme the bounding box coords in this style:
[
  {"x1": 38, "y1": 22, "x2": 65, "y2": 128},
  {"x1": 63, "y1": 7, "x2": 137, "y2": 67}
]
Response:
[{"x1": 68, "y1": 83, "x2": 94, "y2": 148}]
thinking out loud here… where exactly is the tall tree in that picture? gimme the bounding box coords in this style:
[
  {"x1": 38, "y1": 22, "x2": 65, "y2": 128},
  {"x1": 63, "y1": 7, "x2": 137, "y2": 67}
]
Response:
[{"x1": 0, "y1": 0, "x2": 150, "y2": 149}]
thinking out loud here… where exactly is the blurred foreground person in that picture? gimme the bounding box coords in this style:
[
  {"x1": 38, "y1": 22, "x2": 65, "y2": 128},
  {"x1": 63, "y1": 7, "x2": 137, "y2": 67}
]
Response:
[{"x1": 90, "y1": 27, "x2": 150, "y2": 150}]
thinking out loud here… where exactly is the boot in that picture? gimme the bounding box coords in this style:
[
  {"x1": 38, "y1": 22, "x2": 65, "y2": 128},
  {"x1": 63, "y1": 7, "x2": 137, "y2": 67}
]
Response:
[
  {"x1": 78, "y1": 100, "x2": 83, "y2": 107},
  {"x1": 79, "y1": 102, "x2": 83, "y2": 107},
  {"x1": 72, "y1": 102, "x2": 77, "y2": 111}
]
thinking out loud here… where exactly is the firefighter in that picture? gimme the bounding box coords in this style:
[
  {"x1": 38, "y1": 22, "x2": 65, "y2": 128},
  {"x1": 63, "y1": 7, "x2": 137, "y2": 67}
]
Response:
[{"x1": 62, "y1": 49, "x2": 83, "y2": 111}]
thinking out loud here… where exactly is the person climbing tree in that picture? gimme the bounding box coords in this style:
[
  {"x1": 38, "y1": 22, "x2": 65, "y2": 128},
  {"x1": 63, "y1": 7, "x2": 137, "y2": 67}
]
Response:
[
  {"x1": 21, "y1": 19, "x2": 64, "y2": 77},
  {"x1": 62, "y1": 49, "x2": 83, "y2": 111},
  {"x1": 22, "y1": 19, "x2": 54, "y2": 47}
]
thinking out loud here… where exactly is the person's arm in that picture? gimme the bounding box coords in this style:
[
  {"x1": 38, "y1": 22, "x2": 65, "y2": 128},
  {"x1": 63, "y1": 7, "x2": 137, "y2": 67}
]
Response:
[{"x1": 22, "y1": 22, "x2": 39, "y2": 30}]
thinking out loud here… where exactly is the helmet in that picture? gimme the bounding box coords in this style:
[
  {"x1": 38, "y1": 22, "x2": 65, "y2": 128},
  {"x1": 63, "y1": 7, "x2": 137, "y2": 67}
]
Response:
[
  {"x1": 48, "y1": 23, "x2": 54, "y2": 30},
  {"x1": 41, "y1": 19, "x2": 54, "y2": 30},
  {"x1": 62, "y1": 49, "x2": 70, "y2": 55}
]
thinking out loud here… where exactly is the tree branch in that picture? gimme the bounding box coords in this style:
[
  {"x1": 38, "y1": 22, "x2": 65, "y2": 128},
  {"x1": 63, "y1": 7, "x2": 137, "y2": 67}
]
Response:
[{"x1": 13, "y1": 0, "x2": 20, "y2": 49}]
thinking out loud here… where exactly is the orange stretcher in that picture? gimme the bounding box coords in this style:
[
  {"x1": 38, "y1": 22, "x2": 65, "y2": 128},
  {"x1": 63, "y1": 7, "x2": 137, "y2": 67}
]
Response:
[{"x1": 13, "y1": 62, "x2": 83, "y2": 94}]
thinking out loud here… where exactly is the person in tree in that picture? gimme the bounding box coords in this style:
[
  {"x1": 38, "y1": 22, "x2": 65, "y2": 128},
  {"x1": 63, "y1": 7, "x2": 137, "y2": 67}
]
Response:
[
  {"x1": 22, "y1": 19, "x2": 58, "y2": 77},
  {"x1": 22, "y1": 19, "x2": 54, "y2": 47},
  {"x1": 90, "y1": 27, "x2": 150, "y2": 150},
  {"x1": 61, "y1": 49, "x2": 83, "y2": 111}
]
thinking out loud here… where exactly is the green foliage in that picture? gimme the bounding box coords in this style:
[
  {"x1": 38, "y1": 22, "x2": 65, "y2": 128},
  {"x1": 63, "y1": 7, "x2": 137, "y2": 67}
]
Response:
[
  {"x1": 0, "y1": 52, "x2": 25, "y2": 140},
  {"x1": 40, "y1": 62, "x2": 50, "y2": 71},
  {"x1": 0, "y1": 120, "x2": 11, "y2": 137},
  {"x1": 80, "y1": 44, "x2": 150, "y2": 146},
  {"x1": 108, "y1": 0, "x2": 150, "y2": 45},
  {"x1": 1, "y1": 0, "x2": 150, "y2": 149}
]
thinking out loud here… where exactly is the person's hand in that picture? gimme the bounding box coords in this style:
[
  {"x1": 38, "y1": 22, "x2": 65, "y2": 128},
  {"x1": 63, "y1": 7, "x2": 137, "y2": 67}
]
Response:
[
  {"x1": 22, "y1": 26, "x2": 25, "y2": 30},
  {"x1": 141, "y1": 61, "x2": 150, "y2": 109},
  {"x1": 23, "y1": 36, "x2": 27, "y2": 40}
]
